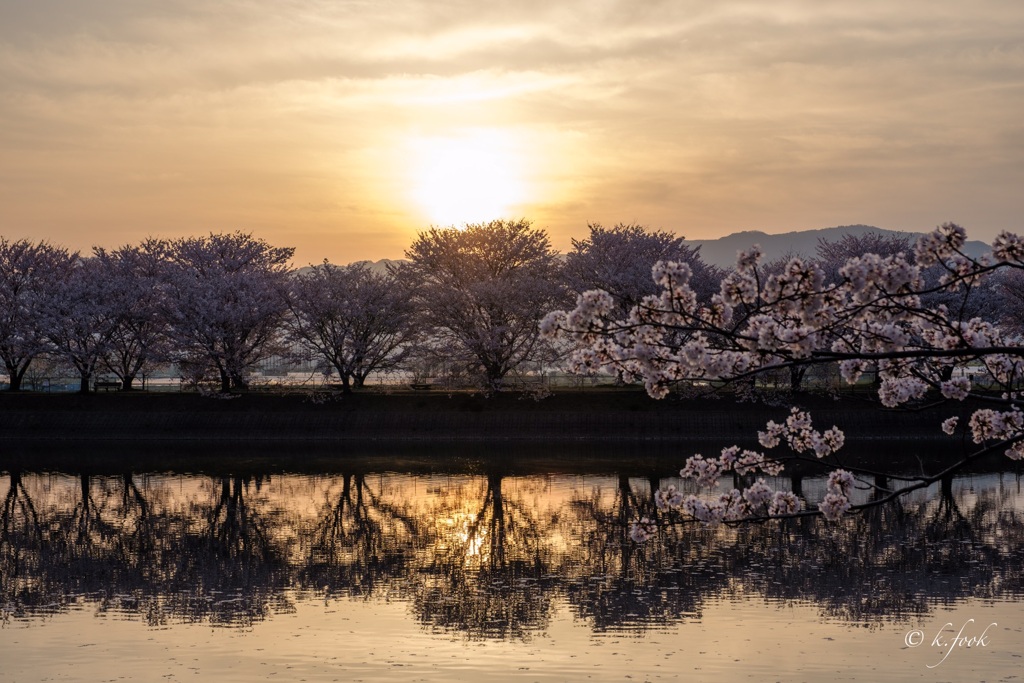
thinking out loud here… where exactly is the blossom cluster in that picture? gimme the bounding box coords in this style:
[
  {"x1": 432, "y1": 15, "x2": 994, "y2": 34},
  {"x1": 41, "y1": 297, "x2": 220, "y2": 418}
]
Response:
[
  {"x1": 652, "y1": 476, "x2": 805, "y2": 528},
  {"x1": 757, "y1": 407, "x2": 844, "y2": 457},
  {"x1": 967, "y1": 408, "x2": 1024, "y2": 459},
  {"x1": 913, "y1": 222, "x2": 967, "y2": 267},
  {"x1": 818, "y1": 469, "x2": 855, "y2": 521},
  {"x1": 644, "y1": 410, "x2": 844, "y2": 530},
  {"x1": 991, "y1": 231, "x2": 1024, "y2": 263}
]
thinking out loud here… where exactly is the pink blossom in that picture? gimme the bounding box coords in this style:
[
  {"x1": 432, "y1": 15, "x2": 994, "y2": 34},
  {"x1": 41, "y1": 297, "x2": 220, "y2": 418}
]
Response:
[
  {"x1": 941, "y1": 417, "x2": 959, "y2": 435},
  {"x1": 819, "y1": 492, "x2": 851, "y2": 521}
]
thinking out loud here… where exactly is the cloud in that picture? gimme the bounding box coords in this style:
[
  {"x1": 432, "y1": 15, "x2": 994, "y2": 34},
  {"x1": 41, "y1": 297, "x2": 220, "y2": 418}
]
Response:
[{"x1": 2, "y1": 0, "x2": 1023, "y2": 260}]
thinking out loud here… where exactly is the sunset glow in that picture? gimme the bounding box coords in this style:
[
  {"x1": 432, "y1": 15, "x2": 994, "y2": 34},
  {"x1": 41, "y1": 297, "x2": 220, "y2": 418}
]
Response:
[
  {"x1": 410, "y1": 131, "x2": 527, "y2": 227},
  {"x1": 1, "y1": 1, "x2": 1022, "y2": 264}
]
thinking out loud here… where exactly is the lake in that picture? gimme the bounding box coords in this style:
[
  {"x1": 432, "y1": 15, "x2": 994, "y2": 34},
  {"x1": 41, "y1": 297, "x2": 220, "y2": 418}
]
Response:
[{"x1": 1, "y1": 450, "x2": 1023, "y2": 681}]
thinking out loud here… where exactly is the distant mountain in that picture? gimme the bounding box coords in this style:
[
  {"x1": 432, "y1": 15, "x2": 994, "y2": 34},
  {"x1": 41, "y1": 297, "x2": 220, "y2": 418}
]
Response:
[
  {"x1": 295, "y1": 258, "x2": 405, "y2": 275},
  {"x1": 355, "y1": 258, "x2": 405, "y2": 274},
  {"x1": 685, "y1": 224, "x2": 991, "y2": 270}
]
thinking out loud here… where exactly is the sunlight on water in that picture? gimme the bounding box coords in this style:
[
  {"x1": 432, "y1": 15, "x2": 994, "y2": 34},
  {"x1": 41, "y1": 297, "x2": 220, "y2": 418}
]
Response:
[{"x1": 2, "y1": 468, "x2": 1024, "y2": 680}]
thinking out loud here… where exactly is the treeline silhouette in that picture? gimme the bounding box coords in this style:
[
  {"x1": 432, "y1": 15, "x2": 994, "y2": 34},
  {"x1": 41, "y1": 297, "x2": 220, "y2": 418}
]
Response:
[{"x1": 9, "y1": 221, "x2": 1001, "y2": 395}]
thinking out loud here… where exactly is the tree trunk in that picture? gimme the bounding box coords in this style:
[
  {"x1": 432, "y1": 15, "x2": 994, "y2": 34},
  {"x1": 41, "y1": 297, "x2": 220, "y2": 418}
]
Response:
[
  {"x1": 4, "y1": 359, "x2": 27, "y2": 391},
  {"x1": 789, "y1": 365, "x2": 806, "y2": 393},
  {"x1": 333, "y1": 364, "x2": 353, "y2": 394},
  {"x1": 219, "y1": 368, "x2": 231, "y2": 393},
  {"x1": 487, "y1": 473, "x2": 505, "y2": 570},
  {"x1": 485, "y1": 366, "x2": 505, "y2": 392},
  {"x1": 121, "y1": 375, "x2": 135, "y2": 391},
  {"x1": 79, "y1": 372, "x2": 91, "y2": 394}
]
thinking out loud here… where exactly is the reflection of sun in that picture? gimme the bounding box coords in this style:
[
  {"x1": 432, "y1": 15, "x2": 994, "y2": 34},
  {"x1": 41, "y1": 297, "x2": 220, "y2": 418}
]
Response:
[{"x1": 410, "y1": 130, "x2": 526, "y2": 226}]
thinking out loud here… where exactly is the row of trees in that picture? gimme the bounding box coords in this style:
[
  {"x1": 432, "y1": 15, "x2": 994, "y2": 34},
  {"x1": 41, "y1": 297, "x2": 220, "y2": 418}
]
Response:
[
  {"x1": 3, "y1": 220, "x2": 1021, "y2": 398},
  {"x1": 0, "y1": 220, "x2": 722, "y2": 393},
  {"x1": 0, "y1": 233, "x2": 293, "y2": 393}
]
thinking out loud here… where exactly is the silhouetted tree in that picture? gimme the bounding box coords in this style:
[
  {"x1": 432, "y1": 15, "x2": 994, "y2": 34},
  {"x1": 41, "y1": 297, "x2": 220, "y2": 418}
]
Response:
[
  {"x1": 286, "y1": 262, "x2": 418, "y2": 392},
  {"x1": 565, "y1": 223, "x2": 721, "y2": 311},
  {"x1": 402, "y1": 219, "x2": 565, "y2": 390},
  {"x1": 0, "y1": 239, "x2": 77, "y2": 390},
  {"x1": 161, "y1": 232, "x2": 293, "y2": 392},
  {"x1": 42, "y1": 257, "x2": 120, "y2": 393},
  {"x1": 94, "y1": 241, "x2": 172, "y2": 390}
]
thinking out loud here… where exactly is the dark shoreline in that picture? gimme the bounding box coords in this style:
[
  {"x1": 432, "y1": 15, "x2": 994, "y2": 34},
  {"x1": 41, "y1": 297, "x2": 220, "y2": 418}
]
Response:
[
  {"x1": 0, "y1": 389, "x2": 960, "y2": 443},
  {"x1": 2, "y1": 389, "x2": 1007, "y2": 471},
  {"x1": 0, "y1": 390, "x2": 1011, "y2": 477}
]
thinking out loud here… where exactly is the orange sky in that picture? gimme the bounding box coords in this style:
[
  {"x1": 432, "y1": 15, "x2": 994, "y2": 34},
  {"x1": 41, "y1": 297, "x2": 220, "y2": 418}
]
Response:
[{"x1": 2, "y1": 1, "x2": 1023, "y2": 265}]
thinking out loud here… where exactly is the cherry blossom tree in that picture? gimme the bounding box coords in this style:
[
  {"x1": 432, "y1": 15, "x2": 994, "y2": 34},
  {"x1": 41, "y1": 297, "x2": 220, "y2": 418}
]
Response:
[
  {"x1": 161, "y1": 232, "x2": 293, "y2": 393},
  {"x1": 814, "y1": 231, "x2": 912, "y2": 284},
  {"x1": 403, "y1": 219, "x2": 566, "y2": 391},
  {"x1": 561, "y1": 223, "x2": 720, "y2": 386},
  {"x1": 0, "y1": 239, "x2": 77, "y2": 391},
  {"x1": 93, "y1": 240, "x2": 172, "y2": 390},
  {"x1": 42, "y1": 257, "x2": 121, "y2": 393},
  {"x1": 286, "y1": 262, "x2": 418, "y2": 393},
  {"x1": 564, "y1": 223, "x2": 721, "y2": 312},
  {"x1": 543, "y1": 223, "x2": 1024, "y2": 534}
]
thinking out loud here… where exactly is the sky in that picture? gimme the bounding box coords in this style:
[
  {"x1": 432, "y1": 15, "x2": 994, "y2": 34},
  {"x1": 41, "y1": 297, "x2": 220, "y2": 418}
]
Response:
[{"x1": 1, "y1": 0, "x2": 1022, "y2": 265}]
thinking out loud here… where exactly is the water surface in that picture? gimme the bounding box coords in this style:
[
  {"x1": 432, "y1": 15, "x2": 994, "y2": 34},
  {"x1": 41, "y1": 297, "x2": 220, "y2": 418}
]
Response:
[{"x1": 2, "y1": 460, "x2": 1023, "y2": 681}]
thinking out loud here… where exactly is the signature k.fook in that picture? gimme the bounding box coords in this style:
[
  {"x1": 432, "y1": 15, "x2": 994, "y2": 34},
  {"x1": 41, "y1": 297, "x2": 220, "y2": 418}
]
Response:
[{"x1": 904, "y1": 619, "x2": 998, "y2": 668}]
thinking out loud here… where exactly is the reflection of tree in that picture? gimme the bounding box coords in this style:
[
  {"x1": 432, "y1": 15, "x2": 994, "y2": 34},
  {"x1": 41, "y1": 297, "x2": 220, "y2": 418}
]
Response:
[
  {"x1": 1, "y1": 471, "x2": 40, "y2": 544},
  {"x1": 411, "y1": 472, "x2": 557, "y2": 639},
  {"x1": 172, "y1": 475, "x2": 292, "y2": 625},
  {"x1": 704, "y1": 479, "x2": 1024, "y2": 625},
  {"x1": 69, "y1": 474, "x2": 115, "y2": 544},
  {"x1": 1, "y1": 471, "x2": 44, "y2": 611},
  {"x1": 560, "y1": 472, "x2": 1024, "y2": 631},
  {"x1": 2, "y1": 469, "x2": 1024, "y2": 637},
  {"x1": 2, "y1": 473, "x2": 143, "y2": 612},
  {"x1": 299, "y1": 473, "x2": 420, "y2": 597},
  {"x1": 117, "y1": 473, "x2": 153, "y2": 559},
  {"x1": 562, "y1": 474, "x2": 729, "y2": 631},
  {"x1": 204, "y1": 476, "x2": 274, "y2": 560},
  {"x1": 0, "y1": 473, "x2": 294, "y2": 627}
]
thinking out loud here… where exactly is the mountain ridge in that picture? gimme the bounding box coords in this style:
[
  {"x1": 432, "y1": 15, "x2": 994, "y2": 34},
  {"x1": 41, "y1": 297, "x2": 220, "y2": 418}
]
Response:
[{"x1": 684, "y1": 224, "x2": 990, "y2": 269}]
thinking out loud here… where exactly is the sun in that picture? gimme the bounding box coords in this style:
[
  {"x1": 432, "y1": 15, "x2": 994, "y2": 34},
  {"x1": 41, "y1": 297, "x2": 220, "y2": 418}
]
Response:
[{"x1": 410, "y1": 129, "x2": 527, "y2": 226}]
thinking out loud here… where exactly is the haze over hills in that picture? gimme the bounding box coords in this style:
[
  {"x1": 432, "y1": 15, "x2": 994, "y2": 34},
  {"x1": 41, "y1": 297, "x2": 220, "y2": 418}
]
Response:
[{"x1": 685, "y1": 224, "x2": 991, "y2": 270}]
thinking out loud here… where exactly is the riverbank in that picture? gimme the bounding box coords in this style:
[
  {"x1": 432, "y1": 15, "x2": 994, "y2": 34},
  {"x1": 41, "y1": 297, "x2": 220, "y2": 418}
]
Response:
[{"x1": 0, "y1": 387, "x2": 966, "y2": 445}]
